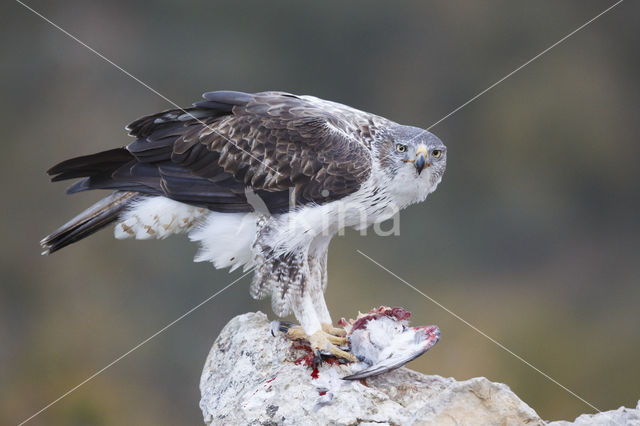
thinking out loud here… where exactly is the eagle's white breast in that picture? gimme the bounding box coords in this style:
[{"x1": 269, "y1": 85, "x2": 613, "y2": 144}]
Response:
[{"x1": 113, "y1": 157, "x2": 442, "y2": 272}]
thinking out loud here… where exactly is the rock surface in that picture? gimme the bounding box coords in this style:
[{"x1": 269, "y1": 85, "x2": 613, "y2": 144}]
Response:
[
  {"x1": 200, "y1": 312, "x2": 640, "y2": 425},
  {"x1": 547, "y1": 401, "x2": 640, "y2": 426},
  {"x1": 201, "y1": 312, "x2": 548, "y2": 425}
]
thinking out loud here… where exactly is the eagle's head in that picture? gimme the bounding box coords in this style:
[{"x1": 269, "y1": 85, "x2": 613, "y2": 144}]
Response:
[{"x1": 376, "y1": 124, "x2": 447, "y2": 208}]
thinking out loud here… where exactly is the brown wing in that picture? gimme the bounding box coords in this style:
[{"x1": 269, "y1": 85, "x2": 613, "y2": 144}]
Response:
[{"x1": 48, "y1": 91, "x2": 383, "y2": 214}]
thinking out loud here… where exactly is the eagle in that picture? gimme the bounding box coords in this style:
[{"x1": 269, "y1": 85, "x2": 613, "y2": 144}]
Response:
[{"x1": 42, "y1": 90, "x2": 447, "y2": 361}]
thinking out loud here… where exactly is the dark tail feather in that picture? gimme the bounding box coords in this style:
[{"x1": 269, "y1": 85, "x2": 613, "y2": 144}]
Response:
[
  {"x1": 47, "y1": 148, "x2": 133, "y2": 182},
  {"x1": 41, "y1": 191, "x2": 142, "y2": 254},
  {"x1": 47, "y1": 147, "x2": 137, "y2": 196}
]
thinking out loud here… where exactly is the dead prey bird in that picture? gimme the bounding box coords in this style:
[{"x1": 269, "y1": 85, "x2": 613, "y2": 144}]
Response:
[{"x1": 274, "y1": 306, "x2": 440, "y2": 379}]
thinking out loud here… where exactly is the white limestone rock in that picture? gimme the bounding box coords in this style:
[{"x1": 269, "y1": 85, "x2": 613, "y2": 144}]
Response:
[
  {"x1": 199, "y1": 312, "x2": 545, "y2": 425},
  {"x1": 548, "y1": 400, "x2": 640, "y2": 426}
]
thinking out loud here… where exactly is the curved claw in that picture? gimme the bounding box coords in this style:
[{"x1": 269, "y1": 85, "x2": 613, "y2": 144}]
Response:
[
  {"x1": 313, "y1": 349, "x2": 323, "y2": 369},
  {"x1": 271, "y1": 320, "x2": 296, "y2": 336},
  {"x1": 278, "y1": 321, "x2": 295, "y2": 333}
]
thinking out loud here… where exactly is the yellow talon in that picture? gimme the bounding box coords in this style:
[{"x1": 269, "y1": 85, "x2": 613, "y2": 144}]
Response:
[
  {"x1": 284, "y1": 326, "x2": 356, "y2": 363},
  {"x1": 285, "y1": 325, "x2": 307, "y2": 341},
  {"x1": 322, "y1": 323, "x2": 347, "y2": 337},
  {"x1": 308, "y1": 330, "x2": 356, "y2": 362}
]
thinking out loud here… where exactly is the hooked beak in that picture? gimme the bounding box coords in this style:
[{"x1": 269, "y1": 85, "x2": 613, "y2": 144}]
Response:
[{"x1": 414, "y1": 147, "x2": 429, "y2": 175}]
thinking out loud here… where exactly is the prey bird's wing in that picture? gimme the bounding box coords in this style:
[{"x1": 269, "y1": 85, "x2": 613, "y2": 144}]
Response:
[
  {"x1": 343, "y1": 325, "x2": 440, "y2": 380},
  {"x1": 49, "y1": 91, "x2": 380, "y2": 214},
  {"x1": 341, "y1": 348, "x2": 426, "y2": 380}
]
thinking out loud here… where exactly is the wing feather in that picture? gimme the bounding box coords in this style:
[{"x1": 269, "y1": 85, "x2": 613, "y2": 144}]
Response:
[{"x1": 49, "y1": 91, "x2": 389, "y2": 213}]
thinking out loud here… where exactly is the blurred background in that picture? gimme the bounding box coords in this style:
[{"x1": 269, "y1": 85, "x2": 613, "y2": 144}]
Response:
[{"x1": 1, "y1": 0, "x2": 638, "y2": 424}]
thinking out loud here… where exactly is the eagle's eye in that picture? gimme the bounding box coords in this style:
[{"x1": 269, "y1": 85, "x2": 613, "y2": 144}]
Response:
[
  {"x1": 432, "y1": 149, "x2": 442, "y2": 158},
  {"x1": 395, "y1": 144, "x2": 407, "y2": 153}
]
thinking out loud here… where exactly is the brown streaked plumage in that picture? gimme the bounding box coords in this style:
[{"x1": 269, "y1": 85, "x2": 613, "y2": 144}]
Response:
[{"x1": 48, "y1": 91, "x2": 388, "y2": 220}]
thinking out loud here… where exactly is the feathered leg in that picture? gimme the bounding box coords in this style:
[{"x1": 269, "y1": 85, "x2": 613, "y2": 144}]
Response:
[
  {"x1": 309, "y1": 247, "x2": 347, "y2": 337},
  {"x1": 251, "y1": 219, "x2": 355, "y2": 361},
  {"x1": 287, "y1": 244, "x2": 353, "y2": 361},
  {"x1": 254, "y1": 257, "x2": 354, "y2": 361}
]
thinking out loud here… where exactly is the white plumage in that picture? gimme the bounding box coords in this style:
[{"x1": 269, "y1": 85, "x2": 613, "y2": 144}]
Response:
[
  {"x1": 189, "y1": 212, "x2": 257, "y2": 272},
  {"x1": 114, "y1": 197, "x2": 207, "y2": 240}
]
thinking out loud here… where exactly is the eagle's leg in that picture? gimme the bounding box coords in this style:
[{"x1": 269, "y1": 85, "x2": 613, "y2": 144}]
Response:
[
  {"x1": 252, "y1": 224, "x2": 354, "y2": 361},
  {"x1": 310, "y1": 248, "x2": 347, "y2": 338},
  {"x1": 290, "y1": 293, "x2": 356, "y2": 363},
  {"x1": 312, "y1": 279, "x2": 346, "y2": 337},
  {"x1": 288, "y1": 249, "x2": 354, "y2": 361},
  {"x1": 314, "y1": 293, "x2": 346, "y2": 337},
  {"x1": 315, "y1": 298, "x2": 347, "y2": 337}
]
